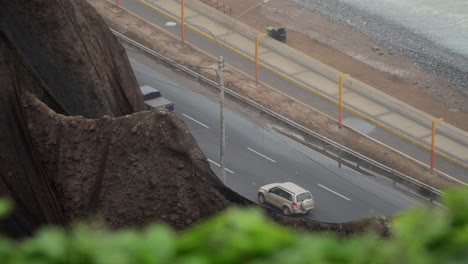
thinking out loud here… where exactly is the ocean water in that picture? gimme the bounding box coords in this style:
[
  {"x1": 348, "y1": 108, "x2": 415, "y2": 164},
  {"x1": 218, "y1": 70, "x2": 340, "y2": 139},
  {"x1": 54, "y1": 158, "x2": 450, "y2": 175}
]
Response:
[{"x1": 338, "y1": 0, "x2": 468, "y2": 57}]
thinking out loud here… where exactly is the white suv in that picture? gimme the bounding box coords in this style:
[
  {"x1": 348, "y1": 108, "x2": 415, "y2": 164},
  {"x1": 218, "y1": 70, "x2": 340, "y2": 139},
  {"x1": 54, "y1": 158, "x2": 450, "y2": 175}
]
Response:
[{"x1": 258, "y1": 182, "x2": 315, "y2": 215}]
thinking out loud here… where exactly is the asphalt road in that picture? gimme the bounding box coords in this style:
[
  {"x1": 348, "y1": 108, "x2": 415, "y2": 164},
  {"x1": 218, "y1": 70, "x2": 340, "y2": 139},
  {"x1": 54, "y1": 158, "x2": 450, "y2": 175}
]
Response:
[
  {"x1": 127, "y1": 49, "x2": 419, "y2": 223},
  {"x1": 118, "y1": 0, "x2": 468, "y2": 182}
]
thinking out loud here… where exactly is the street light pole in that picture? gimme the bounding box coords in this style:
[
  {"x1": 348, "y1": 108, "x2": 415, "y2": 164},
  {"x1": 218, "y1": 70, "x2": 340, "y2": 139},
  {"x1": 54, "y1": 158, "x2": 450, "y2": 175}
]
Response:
[
  {"x1": 255, "y1": 33, "x2": 267, "y2": 82},
  {"x1": 165, "y1": 22, "x2": 225, "y2": 183},
  {"x1": 223, "y1": 0, "x2": 272, "y2": 44},
  {"x1": 339, "y1": 74, "x2": 350, "y2": 129},
  {"x1": 237, "y1": 0, "x2": 271, "y2": 19},
  {"x1": 219, "y1": 56, "x2": 226, "y2": 183},
  {"x1": 181, "y1": 0, "x2": 185, "y2": 42}
]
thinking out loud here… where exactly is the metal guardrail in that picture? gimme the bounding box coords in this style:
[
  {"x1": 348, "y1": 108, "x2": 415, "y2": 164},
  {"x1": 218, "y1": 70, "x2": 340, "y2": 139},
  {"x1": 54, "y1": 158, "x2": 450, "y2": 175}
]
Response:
[
  {"x1": 111, "y1": 29, "x2": 445, "y2": 202},
  {"x1": 185, "y1": 0, "x2": 468, "y2": 163}
]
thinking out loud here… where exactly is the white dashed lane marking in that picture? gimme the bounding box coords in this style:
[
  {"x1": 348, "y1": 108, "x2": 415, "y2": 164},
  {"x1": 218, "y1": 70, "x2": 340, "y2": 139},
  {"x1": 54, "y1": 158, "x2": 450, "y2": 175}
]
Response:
[
  {"x1": 318, "y1": 184, "x2": 351, "y2": 201},
  {"x1": 247, "y1": 147, "x2": 276, "y2": 163},
  {"x1": 182, "y1": 113, "x2": 210, "y2": 128},
  {"x1": 207, "y1": 159, "x2": 235, "y2": 174}
]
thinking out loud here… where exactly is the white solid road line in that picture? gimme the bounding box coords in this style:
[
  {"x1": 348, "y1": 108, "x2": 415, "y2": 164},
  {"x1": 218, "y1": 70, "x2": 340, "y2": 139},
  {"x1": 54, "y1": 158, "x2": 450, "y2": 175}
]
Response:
[
  {"x1": 207, "y1": 159, "x2": 235, "y2": 174},
  {"x1": 247, "y1": 147, "x2": 276, "y2": 163},
  {"x1": 182, "y1": 113, "x2": 210, "y2": 128},
  {"x1": 318, "y1": 184, "x2": 351, "y2": 201}
]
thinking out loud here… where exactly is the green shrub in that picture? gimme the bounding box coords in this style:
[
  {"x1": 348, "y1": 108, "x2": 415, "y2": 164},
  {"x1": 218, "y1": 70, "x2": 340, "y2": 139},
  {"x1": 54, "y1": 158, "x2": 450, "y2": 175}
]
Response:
[{"x1": 1, "y1": 187, "x2": 467, "y2": 263}]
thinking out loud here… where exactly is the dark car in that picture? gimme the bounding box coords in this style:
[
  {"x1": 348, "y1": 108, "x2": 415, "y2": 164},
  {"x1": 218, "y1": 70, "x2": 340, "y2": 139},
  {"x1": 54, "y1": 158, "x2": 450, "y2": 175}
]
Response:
[{"x1": 140, "y1": 85, "x2": 174, "y2": 111}]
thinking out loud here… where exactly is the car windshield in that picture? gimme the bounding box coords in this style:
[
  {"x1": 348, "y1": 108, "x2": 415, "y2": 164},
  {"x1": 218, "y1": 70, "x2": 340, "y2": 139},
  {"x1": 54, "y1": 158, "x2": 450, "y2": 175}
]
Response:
[{"x1": 296, "y1": 192, "x2": 312, "y2": 202}]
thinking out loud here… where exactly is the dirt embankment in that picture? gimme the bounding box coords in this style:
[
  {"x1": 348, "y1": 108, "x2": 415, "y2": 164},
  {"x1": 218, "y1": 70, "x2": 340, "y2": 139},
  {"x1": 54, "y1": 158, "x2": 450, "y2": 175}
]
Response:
[
  {"x1": 0, "y1": 39, "x2": 65, "y2": 237},
  {"x1": 90, "y1": 0, "x2": 455, "y2": 190},
  {"x1": 21, "y1": 92, "x2": 241, "y2": 229},
  {"x1": 0, "y1": 0, "x2": 145, "y2": 237}
]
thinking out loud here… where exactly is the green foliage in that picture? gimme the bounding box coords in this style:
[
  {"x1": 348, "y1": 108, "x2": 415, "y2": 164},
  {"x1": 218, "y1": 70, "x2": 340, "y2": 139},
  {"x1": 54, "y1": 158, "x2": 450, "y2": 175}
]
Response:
[
  {"x1": 1, "y1": 187, "x2": 468, "y2": 263},
  {"x1": 384, "y1": 187, "x2": 468, "y2": 264},
  {"x1": 0, "y1": 199, "x2": 12, "y2": 219}
]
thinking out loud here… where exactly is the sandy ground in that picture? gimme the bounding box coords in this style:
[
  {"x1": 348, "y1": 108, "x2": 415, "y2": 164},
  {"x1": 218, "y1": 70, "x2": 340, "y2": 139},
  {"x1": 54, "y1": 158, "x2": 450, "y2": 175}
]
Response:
[{"x1": 216, "y1": 0, "x2": 468, "y2": 131}]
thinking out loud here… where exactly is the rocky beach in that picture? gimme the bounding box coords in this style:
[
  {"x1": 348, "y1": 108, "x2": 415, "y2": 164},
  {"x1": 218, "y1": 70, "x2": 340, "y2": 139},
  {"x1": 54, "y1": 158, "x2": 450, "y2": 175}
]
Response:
[{"x1": 292, "y1": 0, "x2": 468, "y2": 93}]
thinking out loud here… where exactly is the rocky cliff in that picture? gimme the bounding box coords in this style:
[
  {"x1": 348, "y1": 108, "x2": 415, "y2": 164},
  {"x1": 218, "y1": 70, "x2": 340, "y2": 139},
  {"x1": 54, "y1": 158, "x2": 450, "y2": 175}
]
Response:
[
  {"x1": 0, "y1": 0, "x2": 243, "y2": 237},
  {"x1": 0, "y1": 0, "x2": 146, "y2": 237},
  {"x1": 0, "y1": 0, "x2": 144, "y2": 118},
  {"x1": 21, "y1": 92, "x2": 241, "y2": 229}
]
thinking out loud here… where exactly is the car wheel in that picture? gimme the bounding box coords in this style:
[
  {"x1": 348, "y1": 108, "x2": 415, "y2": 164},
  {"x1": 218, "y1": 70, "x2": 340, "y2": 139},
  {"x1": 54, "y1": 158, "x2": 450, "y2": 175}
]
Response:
[
  {"x1": 282, "y1": 206, "x2": 290, "y2": 215},
  {"x1": 258, "y1": 193, "x2": 265, "y2": 204}
]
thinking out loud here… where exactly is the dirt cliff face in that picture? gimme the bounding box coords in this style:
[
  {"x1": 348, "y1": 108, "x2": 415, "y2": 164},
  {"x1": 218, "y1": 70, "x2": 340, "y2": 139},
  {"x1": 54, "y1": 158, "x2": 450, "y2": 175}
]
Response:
[
  {"x1": 21, "y1": 93, "x2": 243, "y2": 229},
  {"x1": 0, "y1": 0, "x2": 144, "y2": 118},
  {"x1": 0, "y1": 39, "x2": 65, "y2": 237},
  {"x1": 0, "y1": 0, "x2": 145, "y2": 236}
]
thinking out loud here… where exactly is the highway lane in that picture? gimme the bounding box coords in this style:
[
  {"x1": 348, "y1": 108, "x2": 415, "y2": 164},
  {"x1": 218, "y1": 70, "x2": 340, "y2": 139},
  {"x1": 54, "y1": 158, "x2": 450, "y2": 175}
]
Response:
[
  {"x1": 118, "y1": 0, "x2": 468, "y2": 182},
  {"x1": 127, "y1": 49, "x2": 419, "y2": 223}
]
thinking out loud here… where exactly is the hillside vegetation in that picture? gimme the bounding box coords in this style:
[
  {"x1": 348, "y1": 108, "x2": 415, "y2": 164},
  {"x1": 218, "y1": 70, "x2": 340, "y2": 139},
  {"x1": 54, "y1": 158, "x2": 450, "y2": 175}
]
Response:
[{"x1": 1, "y1": 187, "x2": 467, "y2": 263}]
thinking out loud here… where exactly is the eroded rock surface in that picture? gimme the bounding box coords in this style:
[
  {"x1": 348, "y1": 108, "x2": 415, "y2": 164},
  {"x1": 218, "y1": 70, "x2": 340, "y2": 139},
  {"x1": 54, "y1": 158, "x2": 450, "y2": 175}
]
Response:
[
  {"x1": 21, "y1": 93, "x2": 241, "y2": 230},
  {"x1": 0, "y1": 0, "x2": 144, "y2": 118}
]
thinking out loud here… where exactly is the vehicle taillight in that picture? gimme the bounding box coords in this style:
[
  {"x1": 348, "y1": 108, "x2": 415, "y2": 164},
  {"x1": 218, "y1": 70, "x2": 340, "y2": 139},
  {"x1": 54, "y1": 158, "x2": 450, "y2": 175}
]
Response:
[{"x1": 292, "y1": 202, "x2": 297, "y2": 206}]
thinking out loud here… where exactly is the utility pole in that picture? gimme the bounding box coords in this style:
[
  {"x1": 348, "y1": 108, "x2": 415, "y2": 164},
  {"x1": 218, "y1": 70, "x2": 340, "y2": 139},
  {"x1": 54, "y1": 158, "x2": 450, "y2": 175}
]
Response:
[
  {"x1": 181, "y1": 0, "x2": 185, "y2": 42},
  {"x1": 219, "y1": 56, "x2": 226, "y2": 184}
]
